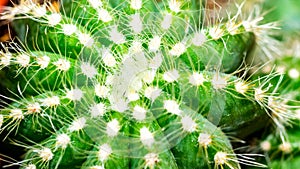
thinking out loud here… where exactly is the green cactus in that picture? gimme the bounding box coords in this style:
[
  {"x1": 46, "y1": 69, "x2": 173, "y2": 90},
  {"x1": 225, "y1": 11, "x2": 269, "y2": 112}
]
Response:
[{"x1": 0, "y1": 0, "x2": 298, "y2": 169}]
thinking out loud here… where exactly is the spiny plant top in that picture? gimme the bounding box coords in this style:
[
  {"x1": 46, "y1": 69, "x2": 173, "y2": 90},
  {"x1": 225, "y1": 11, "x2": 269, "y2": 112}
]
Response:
[{"x1": 0, "y1": 0, "x2": 297, "y2": 169}]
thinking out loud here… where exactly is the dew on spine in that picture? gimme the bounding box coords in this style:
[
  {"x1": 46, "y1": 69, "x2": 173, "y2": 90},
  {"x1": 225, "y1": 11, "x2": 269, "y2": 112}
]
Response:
[
  {"x1": 106, "y1": 119, "x2": 120, "y2": 137},
  {"x1": 65, "y1": 88, "x2": 84, "y2": 101},
  {"x1": 105, "y1": 74, "x2": 115, "y2": 86},
  {"x1": 47, "y1": 13, "x2": 61, "y2": 26},
  {"x1": 132, "y1": 105, "x2": 147, "y2": 121},
  {"x1": 130, "y1": 0, "x2": 142, "y2": 10},
  {"x1": 127, "y1": 89, "x2": 140, "y2": 102},
  {"x1": 254, "y1": 88, "x2": 265, "y2": 102},
  {"x1": 129, "y1": 41, "x2": 143, "y2": 54},
  {"x1": 144, "y1": 153, "x2": 160, "y2": 168},
  {"x1": 95, "y1": 84, "x2": 110, "y2": 98},
  {"x1": 77, "y1": 33, "x2": 94, "y2": 47},
  {"x1": 279, "y1": 142, "x2": 292, "y2": 154},
  {"x1": 10, "y1": 109, "x2": 24, "y2": 120},
  {"x1": 164, "y1": 100, "x2": 181, "y2": 116},
  {"x1": 140, "y1": 127, "x2": 155, "y2": 147},
  {"x1": 168, "y1": 0, "x2": 181, "y2": 13},
  {"x1": 0, "y1": 52, "x2": 12, "y2": 66},
  {"x1": 110, "y1": 98, "x2": 129, "y2": 113},
  {"x1": 198, "y1": 133, "x2": 212, "y2": 148},
  {"x1": 88, "y1": 0, "x2": 103, "y2": 9},
  {"x1": 163, "y1": 69, "x2": 180, "y2": 83},
  {"x1": 141, "y1": 70, "x2": 156, "y2": 84},
  {"x1": 69, "y1": 117, "x2": 87, "y2": 132},
  {"x1": 214, "y1": 152, "x2": 228, "y2": 166},
  {"x1": 0, "y1": 115, "x2": 3, "y2": 128},
  {"x1": 192, "y1": 32, "x2": 206, "y2": 46},
  {"x1": 234, "y1": 81, "x2": 249, "y2": 94},
  {"x1": 55, "y1": 134, "x2": 71, "y2": 149},
  {"x1": 97, "y1": 143, "x2": 112, "y2": 161},
  {"x1": 149, "y1": 53, "x2": 163, "y2": 69},
  {"x1": 36, "y1": 55, "x2": 50, "y2": 69},
  {"x1": 25, "y1": 164, "x2": 36, "y2": 169},
  {"x1": 211, "y1": 74, "x2": 227, "y2": 90},
  {"x1": 288, "y1": 68, "x2": 300, "y2": 79},
  {"x1": 209, "y1": 26, "x2": 224, "y2": 40},
  {"x1": 214, "y1": 151, "x2": 265, "y2": 168},
  {"x1": 180, "y1": 116, "x2": 197, "y2": 132},
  {"x1": 226, "y1": 22, "x2": 241, "y2": 35},
  {"x1": 161, "y1": 14, "x2": 173, "y2": 30},
  {"x1": 14, "y1": 2, "x2": 34, "y2": 14},
  {"x1": 130, "y1": 79, "x2": 143, "y2": 92},
  {"x1": 242, "y1": 20, "x2": 253, "y2": 32},
  {"x1": 129, "y1": 13, "x2": 143, "y2": 34},
  {"x1": 276, "y1": 66, "x2": 286, "y2": 74},
  {"x1": 102, "y1": 49, "x2": 117, "y2": 67},
  {"x1": 97, "y1": 8, "x2": 112, "y2": 23},
  {"x1": 38, "y1": 148, "x2": 54, "y2": 162},
  {"x1": 260, "y1": 140, "x2": 271, "y2": 152},
  {"x1": 53, "y1": 59, "x2": 71, "y2": 71},
  {"x1": 90, "y1": 103, "x2": 106, "y2": 118},
  {"x1": 32, "y1": 5, "x2": 46, "y2": 18},
  {"x1": 189, "y1": 72, "x2": 206, "y2": 86},
  {"x1": 144, "y1": 86, "x2": 162, "y2": 101},
  {"x1": 27, "y1": 103, "x2": 41, "y2": 114},
  {"x1": 81, "y1": 62, "x2": 98, "y2": 78},
  {"x1": 15, "y1": 54, "x2": 30, "y2": 67},
  {"x1": 109, "y1": 26, "x2": 126, "y2": 44},
  {"x1": 90, "y1": 166, "x2": 104, "y2": 169},
  {"x1": 62, "y1": 24, "x2": 77, "y2": 36},
  {"x1": 41, "y1": 96, "x2": 60, "y2": 107},
  {"x1": 148, "y1": 36, "x2": 161, "y2": 52},
  {"x1": 169, "y1": 42, "x2": 186, "y2": 57},
  {"x1": 295, "y1": 109, "x2": 300, "y2": 120}
]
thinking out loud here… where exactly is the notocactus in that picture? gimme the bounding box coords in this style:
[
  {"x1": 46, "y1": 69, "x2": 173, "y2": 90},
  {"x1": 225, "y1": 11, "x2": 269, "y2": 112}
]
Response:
[{"x1": 0, "y1": 0, "x2": 298, "y2": 169}]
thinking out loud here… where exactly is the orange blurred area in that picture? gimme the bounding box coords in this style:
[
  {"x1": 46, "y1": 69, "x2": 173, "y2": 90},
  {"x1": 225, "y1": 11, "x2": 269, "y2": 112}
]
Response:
[
  {"x1": 0, "y1": 0, "x2": 8, "y2": 7},
  {"x1": 0, "y1": 0, "x2": 8, "y2": 12}
]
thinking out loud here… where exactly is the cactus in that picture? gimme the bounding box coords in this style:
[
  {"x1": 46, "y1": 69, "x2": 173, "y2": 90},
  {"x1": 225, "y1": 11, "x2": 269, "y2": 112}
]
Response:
[{"x1": 0, "y1": 0, "x2": 298, "y2": 168}]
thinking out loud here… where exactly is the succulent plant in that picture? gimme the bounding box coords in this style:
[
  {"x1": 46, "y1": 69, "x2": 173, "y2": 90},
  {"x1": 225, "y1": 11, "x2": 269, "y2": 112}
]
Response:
[{"x1": 0, "y1": 0, "x2": 298, "y2": 168}]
